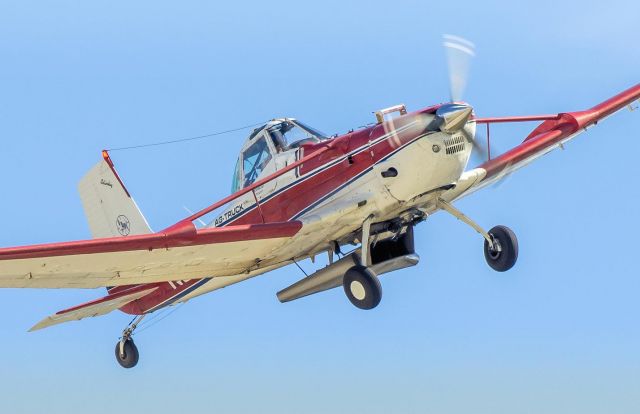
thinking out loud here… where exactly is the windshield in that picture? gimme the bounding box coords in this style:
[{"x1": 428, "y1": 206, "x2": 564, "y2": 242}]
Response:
[
  {"x1": 268, "y1": 120, "x2": 327, "y2": 149},
  {"x1": 294, "y1": 120, "x2": 328, "y2": 140},
  {"x1": 242, "y1": 136, "x2": 272, "y2": 187},
  {"x1": 231, "y1": 119, "x2": 327, "y2": 192}
]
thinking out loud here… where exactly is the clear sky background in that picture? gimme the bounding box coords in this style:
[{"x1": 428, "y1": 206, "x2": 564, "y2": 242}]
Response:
[{"x1": 0, "y1": 1, "x2": 638, "y2": 413}]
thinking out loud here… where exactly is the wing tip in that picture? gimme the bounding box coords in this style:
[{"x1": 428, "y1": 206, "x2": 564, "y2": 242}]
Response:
[{"x1": 28, "y1": 318, "x2": 52, "y2": 332}]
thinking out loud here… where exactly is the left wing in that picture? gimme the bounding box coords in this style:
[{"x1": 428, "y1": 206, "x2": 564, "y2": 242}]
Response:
[
  {"x1": 447, "y1": 83, "x2": 640, "y2": 199},
  {"x1": 0, "y1": 134, "x2": 342, "y2": 290},
  {"x1": 0, "y1": 220, "x2": 301, "y2": 289}
]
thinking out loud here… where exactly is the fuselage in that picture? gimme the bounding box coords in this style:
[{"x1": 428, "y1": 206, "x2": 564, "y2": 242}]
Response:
[{"x1": 115, "y1": 104, "x2": 475, "y2": 314}]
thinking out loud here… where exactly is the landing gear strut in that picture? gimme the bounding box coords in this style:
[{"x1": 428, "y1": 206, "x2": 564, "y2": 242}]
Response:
[
  {"x1": 437, "y1": 198, "x2": 518, "y2": 272},
  {"x1": 343, "y1": 215, "x2": 383, "y2": 310},
  {"x1": 115, "y1": 314, "x2": 145, "y2": 369}
]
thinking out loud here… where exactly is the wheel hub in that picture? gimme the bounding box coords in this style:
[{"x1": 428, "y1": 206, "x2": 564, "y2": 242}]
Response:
[
  {"x1": 350, "y1": 280, "x2": 366, "y2": 300},
  {"x1": 488, "y1": 236, "x2": 502, "y2": 259}
]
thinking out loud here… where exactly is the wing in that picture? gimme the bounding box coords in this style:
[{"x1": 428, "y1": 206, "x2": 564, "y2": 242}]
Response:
[
  {"x1": 0, "y1": 220, "x2": 302, "y2": 289},
  {"x1": 29, "y1": 284, "x2": 159, "y2": 331},
  {"x1": 448, "y1": 83, "x2": 640, "y2": 199}
]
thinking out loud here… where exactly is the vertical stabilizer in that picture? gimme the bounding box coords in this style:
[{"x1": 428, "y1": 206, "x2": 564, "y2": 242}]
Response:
[{"x1": 78, "y1": 151, "x2": 152, "y2": 238}]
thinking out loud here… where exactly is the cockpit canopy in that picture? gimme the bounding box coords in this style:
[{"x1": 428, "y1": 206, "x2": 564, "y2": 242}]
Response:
[{"x1": 232, "y1": 118, "x2": 328, "y2": 192}]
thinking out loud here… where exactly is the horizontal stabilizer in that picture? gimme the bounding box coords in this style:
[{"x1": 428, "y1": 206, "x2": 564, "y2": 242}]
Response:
[{"x1": 29, "y1": 285, "x2": 158, "y2": 331}]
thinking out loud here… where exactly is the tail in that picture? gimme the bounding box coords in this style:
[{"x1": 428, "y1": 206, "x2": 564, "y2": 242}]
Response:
[
  {"x1": 78, "y1": 151, "x2": 152, "y2": 238},
  {"x1": 29, "y1": 152, "x2": 156, "y2": 331}
]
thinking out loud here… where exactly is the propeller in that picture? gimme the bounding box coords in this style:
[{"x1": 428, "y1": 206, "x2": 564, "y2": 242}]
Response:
[
  {"x1": 439, "y1": 34, "x2": 494, "y2": 163},
  {"x1": 422, "y1": 35, "x2": 514, "y2": 190},
  {"x1": 443, "y1": 34, "x2": 475, "y2": 103}
]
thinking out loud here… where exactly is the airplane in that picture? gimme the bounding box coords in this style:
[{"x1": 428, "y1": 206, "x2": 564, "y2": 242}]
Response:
[{"x1": 0, "y1": 36, "x2": 638, "y2": 368}]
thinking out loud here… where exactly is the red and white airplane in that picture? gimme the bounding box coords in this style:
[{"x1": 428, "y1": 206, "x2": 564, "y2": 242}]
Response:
[{"x1": 0, "y1": 37, "x2": 638, "y2": 368}]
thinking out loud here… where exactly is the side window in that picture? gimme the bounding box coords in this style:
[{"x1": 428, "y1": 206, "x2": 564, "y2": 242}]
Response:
[
  {"x1": 231, "y1": 158, "x2": 242, "y2": 193},
  {"x1": 242, "y1": 137, "x2": 272, "y2": 187}
]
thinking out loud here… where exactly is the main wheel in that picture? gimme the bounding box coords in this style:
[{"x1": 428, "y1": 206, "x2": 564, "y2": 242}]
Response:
[
  {"x1": 484, "y1": 225, "x2": 518, "y2": 272},
  {"x1": 343, "y1": 265, "x2": 382, "y2": 310},
  {"x1": 114, "y1": 339, "x2": 139, "y2": 369}
]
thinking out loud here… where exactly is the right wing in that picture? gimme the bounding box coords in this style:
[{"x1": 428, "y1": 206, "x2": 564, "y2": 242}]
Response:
[
  {"x1": 0, "y1": 220, "x2": 302, "y2": 289},
  {"x1": 446, "y1": 83, "x2": 640, "y2": 201}
]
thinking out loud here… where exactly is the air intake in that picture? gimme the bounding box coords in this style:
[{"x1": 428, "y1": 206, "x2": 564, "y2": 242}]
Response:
[{"x1": 444, "y1": 135, "x2": 465, "y2": 154}]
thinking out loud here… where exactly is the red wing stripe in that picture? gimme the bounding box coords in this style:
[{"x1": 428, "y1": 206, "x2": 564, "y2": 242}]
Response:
[
  {"x1": 0, "y1": 221, "x2": 302, "y2": 261},
  {"x1": 592, "y1": 83, "x2": 640, "y2": 119},
  {"x1": 480, "y1": 129, "x2": 563, "y2": 178}
]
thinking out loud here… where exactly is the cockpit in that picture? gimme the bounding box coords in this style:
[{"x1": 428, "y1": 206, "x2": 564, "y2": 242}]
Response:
[{"x1": 231, "y1": 118, "x2": 328, "y2": 192}]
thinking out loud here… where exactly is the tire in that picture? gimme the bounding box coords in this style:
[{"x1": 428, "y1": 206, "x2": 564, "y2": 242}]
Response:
[
  {"x1": 342, "y1": 265, "x2": 382, "y2": 310},
  {"x1": 114, "y1": 339, "x2": 139, "y2": 369},
  {"x1": 484, "y1": 225, "x2": 518, "y2": 272}
]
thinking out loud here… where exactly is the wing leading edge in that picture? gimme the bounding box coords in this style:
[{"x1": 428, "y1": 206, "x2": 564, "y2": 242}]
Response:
[{"x1": 0, "y1": 220, "x2": 302, "y2": 289}]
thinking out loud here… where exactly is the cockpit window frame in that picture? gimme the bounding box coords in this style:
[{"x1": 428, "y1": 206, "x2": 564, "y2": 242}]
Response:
[
  {"x1": 266, "y1": 120, "x2": 328, "y2": 151},
  {"x1": 231, "y1": 157, "x2": 242, "y2": 193},
  {"x1": 230, "y1": 119, "x2": 327, "y2": 193},
  {"x1": 235, "y1": 130, "x2": 277, "y2": 191}
]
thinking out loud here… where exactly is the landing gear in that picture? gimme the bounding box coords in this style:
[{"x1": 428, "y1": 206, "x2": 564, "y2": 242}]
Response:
[
  {"x1": 343, "y1": 265, "x2": 382, "y2": 310},
  {"x1": 115, "y1": 338, "x2": 139, "y2": 369},
  {"x1": 115, "y1": 314, "x2": 145, "y2": 369},
  {"x1": 484, "y1": 225, "x2": 518, "y2": 272},
  {"x1": 343, "y1": 215, "x2": 383, "y2": 310},
  {"x1": 437, "y1": 198, "x2": 518, "y2": 272}
]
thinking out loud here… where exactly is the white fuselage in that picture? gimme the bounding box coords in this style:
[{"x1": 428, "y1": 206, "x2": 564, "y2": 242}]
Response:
[{"x1": 172, "y1": 119, "x2": 475, "y2": 304}]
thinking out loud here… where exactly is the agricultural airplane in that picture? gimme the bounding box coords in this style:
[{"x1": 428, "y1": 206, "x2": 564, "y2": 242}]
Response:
[{"x1": 0, "y1": 36, "x2": 638, "y2": 368}]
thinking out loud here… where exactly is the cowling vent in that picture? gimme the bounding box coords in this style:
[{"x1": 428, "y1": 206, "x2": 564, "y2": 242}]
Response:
[{"x1": 444, "y1": 135, "x2": 465, "y2": 154}]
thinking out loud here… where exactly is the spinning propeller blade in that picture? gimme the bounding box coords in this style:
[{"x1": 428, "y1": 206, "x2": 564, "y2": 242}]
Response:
[
  {"x1": 439, "y1": 35, "x2": 488, "y2": 160},
  {"x1": 443, "y1": 34, "x2": 475, "y2": 103},
  {"x1": 441, "y1": 35, "x2": 497, "y2": 165}
]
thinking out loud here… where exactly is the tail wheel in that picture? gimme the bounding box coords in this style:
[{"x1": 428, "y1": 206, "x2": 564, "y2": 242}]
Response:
[
  {"x1": 115, "y1": 339, "x2": 139, "y2": 369},
  {"x1": 484, "y1": 225, "x2": 518, "y2": 272},
  {"x1": 343, "y1": 265, "x2": 382, "y2": 310}
]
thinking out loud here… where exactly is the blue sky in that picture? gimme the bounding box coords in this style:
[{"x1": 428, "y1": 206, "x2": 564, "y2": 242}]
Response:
[{"x1": 0, "y1": 1, "x2": 639, "y2": 413}]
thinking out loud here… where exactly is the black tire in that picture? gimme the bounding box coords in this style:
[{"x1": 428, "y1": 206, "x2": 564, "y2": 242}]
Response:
[
  {"x1": 342, "y1": 265, "x2": 382, "y2": 310},
  {"x1": 484, "y1": 225, "x2": 518, "y2": 272},
  {"x1": 114, "y1": 339, "x2": 139, "y2": 369}
]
